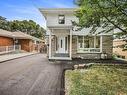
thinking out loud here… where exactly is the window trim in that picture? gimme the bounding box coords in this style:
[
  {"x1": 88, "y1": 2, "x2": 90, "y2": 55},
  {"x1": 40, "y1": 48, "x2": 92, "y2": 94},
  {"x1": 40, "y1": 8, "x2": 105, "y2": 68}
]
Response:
[
  {"x1": 61, "y1": 39, "x2": 63, "y2": 48},
  {"x1": 58, "y1": 15, "x2": 65, "y2": 24},
  {"x1": 65, "y1": 36, "x2": 68, "y2": 51},
  {"x1": 77, "y1": 36, "x2": 102, "y2": 53},
  {"x1": 56, "y1": 37, "x2": 58, "y2": 51}
]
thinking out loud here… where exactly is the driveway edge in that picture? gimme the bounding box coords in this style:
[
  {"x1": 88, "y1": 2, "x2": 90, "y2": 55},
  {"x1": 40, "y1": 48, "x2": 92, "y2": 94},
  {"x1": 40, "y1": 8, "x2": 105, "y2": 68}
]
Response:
[{"x1": 0, "y1": 53, "x2": 39, "y2": 63}]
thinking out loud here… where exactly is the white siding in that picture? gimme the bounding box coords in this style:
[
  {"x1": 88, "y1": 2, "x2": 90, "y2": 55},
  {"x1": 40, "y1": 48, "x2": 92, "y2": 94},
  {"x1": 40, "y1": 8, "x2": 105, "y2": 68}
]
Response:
[{"x1": 46, "y1": 13, "x2": 78, "y2": 27}]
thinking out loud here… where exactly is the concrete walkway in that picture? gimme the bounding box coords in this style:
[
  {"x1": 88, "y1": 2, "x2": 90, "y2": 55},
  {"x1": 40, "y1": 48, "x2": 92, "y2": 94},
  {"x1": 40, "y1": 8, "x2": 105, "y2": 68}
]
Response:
[{"x1": 0, "y1": 52, "x2": 37, "y2": 63}]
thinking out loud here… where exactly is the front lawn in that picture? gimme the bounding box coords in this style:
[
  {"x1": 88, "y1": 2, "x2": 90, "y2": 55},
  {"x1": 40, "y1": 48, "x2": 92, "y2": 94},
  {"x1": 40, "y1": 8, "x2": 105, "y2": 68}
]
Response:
[{"x1": 65, "y1": 64, "x2": 127, "y2": 95}]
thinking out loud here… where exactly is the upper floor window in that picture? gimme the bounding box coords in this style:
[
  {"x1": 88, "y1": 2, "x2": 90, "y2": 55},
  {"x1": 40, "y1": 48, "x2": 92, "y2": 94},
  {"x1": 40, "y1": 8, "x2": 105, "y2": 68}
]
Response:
[{"x1": 58, "y1": 15, "x2": 65, "y2": 24}]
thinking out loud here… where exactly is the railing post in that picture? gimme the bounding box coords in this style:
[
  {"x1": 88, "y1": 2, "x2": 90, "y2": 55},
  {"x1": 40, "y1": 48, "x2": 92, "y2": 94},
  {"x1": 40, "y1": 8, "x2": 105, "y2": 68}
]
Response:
[
  {"x1": 14, "y1": 45, "x2": 15, "y2": 51},
  {"x1": 6, "y1": 46, "x2": 8, "y2": 53},
  {"x1": 19, "y1": 45, "x2": 21, "y2": 50}
]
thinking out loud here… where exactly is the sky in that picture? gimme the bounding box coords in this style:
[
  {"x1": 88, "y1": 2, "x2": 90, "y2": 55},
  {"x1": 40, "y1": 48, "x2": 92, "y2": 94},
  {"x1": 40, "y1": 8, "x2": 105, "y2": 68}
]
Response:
[{"x1": 0, "y1": 0, "x2": 76, "y2": 29}]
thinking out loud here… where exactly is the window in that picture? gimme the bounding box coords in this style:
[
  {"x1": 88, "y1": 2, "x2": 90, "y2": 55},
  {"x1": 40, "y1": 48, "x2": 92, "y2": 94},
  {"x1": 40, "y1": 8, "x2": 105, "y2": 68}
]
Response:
[
  {"x1": 86, "y1": 36, "x2": 94, "y2": 48},
  {"x1": 78, "y1": 36, "x2": 83, "y2": 48},
  {"x1": 58, "y1": 15, "x2": 65, "y2": 24},
  {"x1": 95, "y1": 36, "x2": 100, "y2": 48},
  {"x1": 65, "y1": 37, "x2": 67, "y2": 51},
  {"x1": 77, "y1": 36, "x2": 101, "y2": 53},
  {"x1": 61, "y1": 40, "x2": 62, "y2": 48}
]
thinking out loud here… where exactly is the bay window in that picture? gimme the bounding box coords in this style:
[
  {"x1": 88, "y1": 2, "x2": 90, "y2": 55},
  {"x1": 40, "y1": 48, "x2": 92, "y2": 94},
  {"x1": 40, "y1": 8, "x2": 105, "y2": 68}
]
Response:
[{"x1": 77, "y1": 36, "x2": 101, "y2": 53}]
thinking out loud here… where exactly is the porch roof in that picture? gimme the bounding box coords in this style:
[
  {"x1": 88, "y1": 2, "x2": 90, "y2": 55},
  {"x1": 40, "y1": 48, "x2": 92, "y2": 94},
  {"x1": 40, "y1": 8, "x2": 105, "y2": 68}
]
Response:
[
  {"x1": 73, "y1": 27, "x2": 113, "y2": 35},
  {"x1": 48, "y1": 25, "x2": 73, "y2": 29}
]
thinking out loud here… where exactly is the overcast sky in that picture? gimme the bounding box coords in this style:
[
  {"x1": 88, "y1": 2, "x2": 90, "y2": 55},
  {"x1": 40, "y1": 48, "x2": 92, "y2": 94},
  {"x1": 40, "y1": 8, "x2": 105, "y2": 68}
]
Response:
[{"x1": 0, "y1": 0, "x2": 76, "y2": 29}]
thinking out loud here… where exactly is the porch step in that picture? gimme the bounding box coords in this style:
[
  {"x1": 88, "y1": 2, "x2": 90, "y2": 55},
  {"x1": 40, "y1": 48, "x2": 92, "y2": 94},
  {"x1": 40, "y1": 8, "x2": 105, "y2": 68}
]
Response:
[
  {"x1": 49, "y1": 57, "x2": 71, "y2": 60},
  {"x1": 54, "y1": 53, "x2": 69, "y2": 57}
]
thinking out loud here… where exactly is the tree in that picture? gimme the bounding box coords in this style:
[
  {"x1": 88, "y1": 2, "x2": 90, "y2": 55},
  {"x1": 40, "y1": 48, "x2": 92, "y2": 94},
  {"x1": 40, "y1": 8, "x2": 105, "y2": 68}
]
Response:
[
  {"x1": 74, "y1": 0, "x2": 127, "y2": 36},
  {"x1": 0, "y1": 16, "x2": 10, "y2": 30},
  {"x1": 0, "y1": 17, "x2": 46, "y2": 39}
]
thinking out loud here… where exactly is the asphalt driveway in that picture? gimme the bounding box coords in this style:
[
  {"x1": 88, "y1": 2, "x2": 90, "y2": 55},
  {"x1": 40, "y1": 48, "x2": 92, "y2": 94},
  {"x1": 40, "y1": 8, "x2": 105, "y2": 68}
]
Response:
[{"x1": 0, "y1": 54, "x2": 69, "y2": 95}]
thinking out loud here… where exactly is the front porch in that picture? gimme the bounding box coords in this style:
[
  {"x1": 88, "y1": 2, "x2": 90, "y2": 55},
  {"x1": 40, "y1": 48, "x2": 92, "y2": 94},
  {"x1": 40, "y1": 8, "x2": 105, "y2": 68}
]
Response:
[{"x1": 48, "y1": 29, "x2": 72, "y2": 60}]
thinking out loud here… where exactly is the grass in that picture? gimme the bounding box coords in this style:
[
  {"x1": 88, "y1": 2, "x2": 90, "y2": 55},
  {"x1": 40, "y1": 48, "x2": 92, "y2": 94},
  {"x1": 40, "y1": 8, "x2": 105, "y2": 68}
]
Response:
[{"x1": 65, "y1": 64, "x2": 127, "y2": 95}]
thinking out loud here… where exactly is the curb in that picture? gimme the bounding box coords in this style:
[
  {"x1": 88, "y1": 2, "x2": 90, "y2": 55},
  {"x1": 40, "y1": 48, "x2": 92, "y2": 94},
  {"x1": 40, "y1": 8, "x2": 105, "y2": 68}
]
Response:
[{"x1": 0, "y1": 53, "x2": 39, "y2": 63}]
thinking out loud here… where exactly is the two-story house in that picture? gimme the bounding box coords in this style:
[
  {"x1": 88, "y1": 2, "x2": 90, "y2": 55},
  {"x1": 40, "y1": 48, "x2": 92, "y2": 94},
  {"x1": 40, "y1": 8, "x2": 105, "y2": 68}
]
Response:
[{"x1": 39, "y1": 8, "x2": 113, "y2": 60}]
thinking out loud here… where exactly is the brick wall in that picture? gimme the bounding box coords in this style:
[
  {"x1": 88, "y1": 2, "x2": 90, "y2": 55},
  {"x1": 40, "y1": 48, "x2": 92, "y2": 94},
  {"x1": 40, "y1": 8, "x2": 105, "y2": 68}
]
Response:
[
  {"x1": 0, "y1": 36, "x2": 14, "y2": 46},
  {"x1": 102, "y1": 35, "x2": 113, "y2": 59},
  {"x1": 19, "y1": 39, "x2": 32, "y2": 52},
  {"x1": 51, "y1": 36, "x2": 56, "y2": 56}
]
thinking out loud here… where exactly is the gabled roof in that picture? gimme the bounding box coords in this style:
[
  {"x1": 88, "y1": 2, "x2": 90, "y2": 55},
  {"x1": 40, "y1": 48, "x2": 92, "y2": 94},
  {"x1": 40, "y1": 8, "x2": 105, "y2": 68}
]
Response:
[
  {"x1": 13, "y1": 32, "x2": 32, "y2": 39},
  {"x1": 0, "y1": 29, "x2": 14, "y2": 38}
]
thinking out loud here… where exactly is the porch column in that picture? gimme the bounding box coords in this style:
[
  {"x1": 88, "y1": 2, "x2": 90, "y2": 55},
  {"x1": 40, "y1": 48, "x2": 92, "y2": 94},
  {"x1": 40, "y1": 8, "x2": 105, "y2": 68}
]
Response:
[
  {"x1": 69, "y1": 29, "x2": 72, "y2": 59},
  {"x1": 49, "y1": 30, "x2": 52, "y2": 59}
]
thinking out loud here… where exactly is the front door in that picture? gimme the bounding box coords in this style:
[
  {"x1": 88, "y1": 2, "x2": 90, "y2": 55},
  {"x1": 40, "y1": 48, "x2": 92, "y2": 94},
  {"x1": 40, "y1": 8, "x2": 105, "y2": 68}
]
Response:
[{"x1": 58, "y1": 36, "x2": 66, "y2": 53}]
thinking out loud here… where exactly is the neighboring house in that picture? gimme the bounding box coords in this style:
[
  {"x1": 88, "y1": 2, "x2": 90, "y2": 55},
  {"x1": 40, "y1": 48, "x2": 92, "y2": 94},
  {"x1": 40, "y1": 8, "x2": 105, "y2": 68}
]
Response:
[
  {"x1": 113, "y1": 39, "x2": 127, "y2": 59},
  {"x1": 32, "y1": 36, "x2": 45, "y2": 52},
  {"x1": 0, "y1": 29, "x2": 14, "y2": 46},
  {"x1": 39, "y1": 8, "x2": 113, "y2": 60},
  {"x1": 0, "y1": 29, "x2": 43, "y2": 53}
]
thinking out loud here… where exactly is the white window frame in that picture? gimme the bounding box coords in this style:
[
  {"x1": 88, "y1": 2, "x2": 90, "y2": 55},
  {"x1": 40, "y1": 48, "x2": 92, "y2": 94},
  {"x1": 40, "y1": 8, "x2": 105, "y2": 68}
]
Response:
[
  {"x1": 58, "y1": 15, "x2": 65, "y2": 24},
  {"x1": 77, "y1": 35, "x2": 102, "y2": 53}
]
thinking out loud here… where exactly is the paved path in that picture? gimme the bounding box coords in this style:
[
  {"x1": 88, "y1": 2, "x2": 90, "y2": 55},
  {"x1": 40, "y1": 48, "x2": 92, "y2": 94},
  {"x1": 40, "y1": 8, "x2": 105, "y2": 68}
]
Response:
[{"x1": 0, "y1": 54, "x2": 68, "y2": 95}]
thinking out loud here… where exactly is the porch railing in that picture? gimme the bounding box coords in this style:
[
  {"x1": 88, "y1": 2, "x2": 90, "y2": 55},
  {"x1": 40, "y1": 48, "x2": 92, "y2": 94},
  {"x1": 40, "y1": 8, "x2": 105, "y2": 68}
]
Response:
[
  {"x1": 0, "y1": 45, "x2": 21, "y2": 54},
  {"x1": 77, "y1": 48, "x2": 101, "y2": 53}
]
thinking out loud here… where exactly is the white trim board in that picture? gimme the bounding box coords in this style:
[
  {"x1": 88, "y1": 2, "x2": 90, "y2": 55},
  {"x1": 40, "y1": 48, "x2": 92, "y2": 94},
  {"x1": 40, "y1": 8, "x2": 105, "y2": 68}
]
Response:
[{"x1": 49, "y1": 57, "x2": 72, "y2": 60}]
